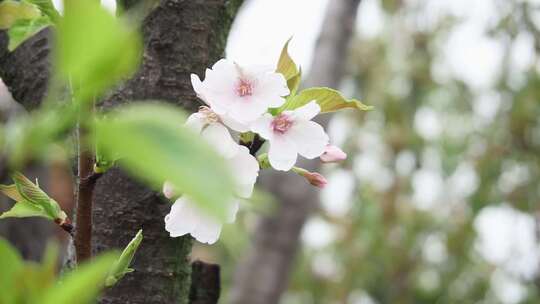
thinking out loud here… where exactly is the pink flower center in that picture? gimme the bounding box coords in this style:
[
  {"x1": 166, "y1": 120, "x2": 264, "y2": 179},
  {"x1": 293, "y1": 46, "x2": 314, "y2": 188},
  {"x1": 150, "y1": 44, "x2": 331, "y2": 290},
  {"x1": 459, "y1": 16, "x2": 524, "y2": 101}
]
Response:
[
  {"x1": 236, "y1": 79, "x2": 253, "y2": 97},
  {"x1": 271, "y1": 114, "x2": 294, "y2": 134}
]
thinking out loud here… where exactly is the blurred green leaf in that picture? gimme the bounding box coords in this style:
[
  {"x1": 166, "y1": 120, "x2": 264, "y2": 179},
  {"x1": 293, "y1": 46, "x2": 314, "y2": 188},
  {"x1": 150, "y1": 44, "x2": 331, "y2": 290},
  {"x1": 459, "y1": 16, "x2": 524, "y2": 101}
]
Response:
[
  {"x1": 42, "y1": 252, "x2": 119, "y2": 304},
  {"x1": 276, "y1": 38, "x2": 299, "y2": 81},
  {"x1": 8, "y1": 16, "x2": 51, "y2": 51},
  {"x1": 280, "y1": 87, "x2": 372, "y2": 113},
  {"x1": 0, "y1": 238, "x2": 23, "y2": 304},
  {"x1": 106, "y1": 229, "x2": 143, "y2": 287},
  {"x1": 94, "y1": 103, "x2": 236, "y2": 219},
  {"x1": 4, "y1": 105, "x2": 78, "y2": 166},
  {"x1": 56, "y1": 0, "x2": 142, "y2": 103},
  {"x1": 26, "y1": 0, "x2": 60, "y2": 22},
  {"x1": 0, "y1": 0, "x2": 41, "y2": 29}
]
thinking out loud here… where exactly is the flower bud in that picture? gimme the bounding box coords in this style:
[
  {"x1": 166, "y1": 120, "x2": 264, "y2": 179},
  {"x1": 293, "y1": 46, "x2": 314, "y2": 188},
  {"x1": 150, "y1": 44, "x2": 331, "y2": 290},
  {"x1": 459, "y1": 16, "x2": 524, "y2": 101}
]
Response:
[
  {"x1": 162, "y1": 181, "x2": 176, "y2": 199},
  {"x1": 292, "y1": 167, "x2": 328, "y2": 188},
  {"x1": 320, "y1": 145, "x2": 347, "y2": 163}
]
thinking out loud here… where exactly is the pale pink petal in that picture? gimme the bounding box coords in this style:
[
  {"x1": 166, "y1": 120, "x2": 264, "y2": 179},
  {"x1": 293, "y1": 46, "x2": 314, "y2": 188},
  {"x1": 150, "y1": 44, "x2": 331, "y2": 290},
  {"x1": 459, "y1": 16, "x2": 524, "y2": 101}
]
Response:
[
  {"x1": 185, "y1": 113, "x2": 206, "y2": 133},
  {"x1": 288, "y1": 120, "x2": 329, "y2": 159},
  {"x1": 200, "y1": 123, "x2": 239, "y2": 158},
  {"x1": 291, "y1": 101, "x2": 320, "y2": 121},
  {"x1": 164, "y1": 196, "x2": 199, "y2": 237},
  {"x1": 220, "y1": 113, "x2": 250, "y2": 132},
  {"x1": 250, "y1": 113, "x2": 274, "y2": 139},
  {"x1": 320, "y1": 145, "x2": 347, "y2": 163},
  {"x1": 268, "y1": 135, "x2": 298, "y2": 171},
  {"x1": 228, "y1": 146, "x2": 259, "y2": 198}
]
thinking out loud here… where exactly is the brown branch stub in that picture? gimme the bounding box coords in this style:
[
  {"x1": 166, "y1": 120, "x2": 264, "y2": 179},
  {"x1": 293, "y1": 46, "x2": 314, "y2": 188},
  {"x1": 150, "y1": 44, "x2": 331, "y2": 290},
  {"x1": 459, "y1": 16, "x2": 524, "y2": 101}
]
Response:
[
  {"x1": 248, "y1": 134, "x2": 265, "y2": 156},
  {"x1": 189, "y1": 260, "x2": 221, "y2": 304}
]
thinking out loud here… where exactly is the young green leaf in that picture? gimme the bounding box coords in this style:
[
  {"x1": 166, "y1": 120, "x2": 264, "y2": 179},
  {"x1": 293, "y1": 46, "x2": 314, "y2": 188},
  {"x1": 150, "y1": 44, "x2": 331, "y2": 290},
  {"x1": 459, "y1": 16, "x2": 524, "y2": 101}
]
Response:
[
  {"x1": 287, "y1": 67, "x2": 302, "y2": 96},
  {"x1": 279, "y1": 87, "x2": 372, "y2": 113},
  {"x1": 0, "y1": 199, "x2": 51, "y2": 220},
  {"x1": 8, "y1": 16, "x2": 51, "y2": 51},
  {"x1": 25, "y1": 0, "x2": 60, "y2": 22},
  {"x1": 11, "y1": 172, "x2": 66, "y2": 221},
  {"x1": 94, "y1": 103, "x2": 236, "y2": 220},
  {"x1": 56, "y1": 0, "x2": 142, "y2": 103},
  {"x1": 0, "y1": 184, "x2": 24, "y2": 201},
  {"x1": 276, "y1": 38, "x2": 299, "y2": 81},
  {"x1": 106, "y1": 229, "x2": 143, "y2": 287},
  {"x1": 42, "y1": 252, "x2": 119, "y2": 304},
  {"x1": 0, "y1": 0, "x2": 41, "y2": 29}
]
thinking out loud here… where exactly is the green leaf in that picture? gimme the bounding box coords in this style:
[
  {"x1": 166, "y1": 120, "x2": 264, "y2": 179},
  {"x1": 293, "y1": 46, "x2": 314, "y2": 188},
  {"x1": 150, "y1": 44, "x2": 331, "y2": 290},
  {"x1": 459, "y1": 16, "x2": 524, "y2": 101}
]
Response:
[
  {"x1": 11, "y1": 172, "x2": 63, "y2": 219},
  {"x1": 42, "y1": 252, "x2": 119, "y2": 304},
  {"x1": 0, "y1": 184, "x2": 24, "y2": 201},
  {"x1": 279, "y1": 87, "x2": 372, "y2": 113},
  {"x1": 106, "y1": 229, "x2": 143, "y2": 287},
  {"x1": 0, "y1": 199, "x2": 52, "y2": 220},
  {"x1": 94, "y1": 103, "x2": 236, "y2": 220},
  {"x1": 0, "y1": 238, "x2": 23, "y2": 304},
  {"x1": 276, "y1": 38, "x2": 299, "y2": 81},
  {"x1": 56, "y1": 0, "x2": 142, "y2": 103},
  {"x1": 287, "y1": 67, "x2": 302, "y2": 96},
  {"x1": 0, "y1": 0, "x2": 41, "y2": 29},
  {"x1": 8, "y1": 16, "x2": 51, "y2": 51},
  {"x1": 26, "y1": 0, "x2": 60, "y2": 22}
]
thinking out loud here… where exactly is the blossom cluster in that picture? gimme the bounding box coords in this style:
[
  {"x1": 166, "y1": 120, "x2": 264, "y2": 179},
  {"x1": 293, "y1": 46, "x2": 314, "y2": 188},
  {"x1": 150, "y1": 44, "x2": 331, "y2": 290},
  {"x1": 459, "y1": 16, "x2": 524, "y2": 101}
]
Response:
[{"x1": 163, "y1": 51, "x2": 354, "y2": 244}]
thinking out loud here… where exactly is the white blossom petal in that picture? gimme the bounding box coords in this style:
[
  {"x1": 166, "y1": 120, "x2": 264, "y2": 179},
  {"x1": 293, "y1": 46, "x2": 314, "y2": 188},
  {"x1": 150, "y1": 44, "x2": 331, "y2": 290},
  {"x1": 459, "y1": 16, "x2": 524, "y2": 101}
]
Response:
[
  {"x1": 228, "y1": 97, "x2": 269, "y2": 123},
  {"x1": 268, "y1": 135, "x2": 298, "y2": 171},
  {"x1": 250, "y1": 113, "x2": 274, "y2": 139},
  {"x1": 288, "y1": 120, "x2": 329, "y2": 159},
  {"x1": 185, "y1": 113, "x2": 206, "y2": 133},
  {"x1": 200, "y1": 123, "x2": 239, "y2": 158},
  {"x1": 253, "y1": 72, "x2": 289, "y2": 107},
  {"x1": 291, "y1": 101, "x2": 320, "y2": 121},
  {"x1": 220, "y1": 114, "x2": 250, "y2": 132},
  {"x1": 164, "y1": 197, "x2": 199, "y2": 237},
  {"x1": 228, "y1": 146, "x2": 259, "y2": 198},
  {"x1": 191, "y1": 216, "x2": 222, "y2": 244}
]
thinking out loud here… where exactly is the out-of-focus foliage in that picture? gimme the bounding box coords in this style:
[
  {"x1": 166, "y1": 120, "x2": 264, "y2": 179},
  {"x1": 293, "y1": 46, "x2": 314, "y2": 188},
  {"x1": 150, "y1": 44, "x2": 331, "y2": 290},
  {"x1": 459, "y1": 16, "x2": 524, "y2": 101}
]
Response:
[
  {"x1": 283, "y1": 0, "x2": 540, "y2": 303},
  {"x1": 0, "y1": 238, "x2": 118, "y2": 304}
]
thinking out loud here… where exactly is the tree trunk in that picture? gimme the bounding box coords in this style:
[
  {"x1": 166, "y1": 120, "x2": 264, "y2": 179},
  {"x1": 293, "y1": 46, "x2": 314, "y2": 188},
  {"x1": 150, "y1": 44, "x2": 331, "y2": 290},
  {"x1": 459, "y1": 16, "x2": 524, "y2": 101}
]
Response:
[
  {"x1": 0, "y1": 0, "x2": 243, "y2": 302},
  {"x1": 229, "y1": 1, "x2": 362, "y2": 303}
]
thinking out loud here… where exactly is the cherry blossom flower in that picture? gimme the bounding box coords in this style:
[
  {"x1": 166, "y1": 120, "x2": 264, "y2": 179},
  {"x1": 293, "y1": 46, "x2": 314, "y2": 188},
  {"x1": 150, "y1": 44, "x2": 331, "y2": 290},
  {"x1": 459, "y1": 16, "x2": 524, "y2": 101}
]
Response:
[
  {"x1": 164, "y1": 108, "x2": 259, "y2": 244},
  {"x1": 320, "y1": 145, "x2": 347, "y2": 163},
  {"x1": 251, "y1": 101, "x2": 329, "y2": 171},
  {"x1": 190, "y1": 59, "x2": 289, "y2": 126}
]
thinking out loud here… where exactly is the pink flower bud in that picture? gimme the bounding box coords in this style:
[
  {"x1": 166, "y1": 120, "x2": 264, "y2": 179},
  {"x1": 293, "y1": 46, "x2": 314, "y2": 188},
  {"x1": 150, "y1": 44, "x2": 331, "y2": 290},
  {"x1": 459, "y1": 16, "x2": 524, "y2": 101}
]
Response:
[
  {"x1": 320, "y1": 145, "x2": 347, "y2": 163},
  {"x1": 302, "y1": 171, "x2": 328, "y2": 188},
  {"x1": 162, "y1": 181, "x2": 176, "y2": 199}
]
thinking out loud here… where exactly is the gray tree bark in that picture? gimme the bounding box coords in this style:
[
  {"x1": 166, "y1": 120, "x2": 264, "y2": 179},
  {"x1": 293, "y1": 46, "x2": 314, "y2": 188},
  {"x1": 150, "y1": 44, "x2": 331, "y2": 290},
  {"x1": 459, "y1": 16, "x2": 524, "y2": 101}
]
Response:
[
  {"x1": 0, "y1": 0, "x2": 243, "y2": 303},
  {"x1": 229, "y1": 1, "x2": 362, "y2": 303}
]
